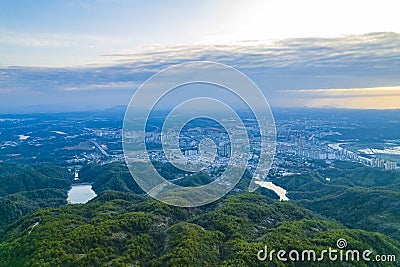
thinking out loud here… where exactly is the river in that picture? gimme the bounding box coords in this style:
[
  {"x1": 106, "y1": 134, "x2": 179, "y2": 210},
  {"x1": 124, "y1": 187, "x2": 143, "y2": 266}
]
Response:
[{"x1": 256, "y1": 181, "x2": 289, "y2": 201}]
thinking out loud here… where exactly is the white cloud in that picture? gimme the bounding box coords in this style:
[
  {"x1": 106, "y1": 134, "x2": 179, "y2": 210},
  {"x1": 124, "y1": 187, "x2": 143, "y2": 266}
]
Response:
[
  {"x1": 1, "y1": 32, "x2": 400, "y2": 109},
  {"x1": 289, "y1": 86, "x2": 400, "y2": 95},
  {"x1": 64, "y1": 81, "x2": 139, "y2": 91}
]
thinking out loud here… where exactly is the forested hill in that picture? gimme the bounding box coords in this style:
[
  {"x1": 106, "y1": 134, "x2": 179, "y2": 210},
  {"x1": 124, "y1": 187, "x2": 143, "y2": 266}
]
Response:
[
  {"x1": 1, "y1": 191, "x2": 399, "y2": 266},
  {"x1": 0, "y1": 161, "x2": 400, "y2": 266},
  {"x1": 0, "y1": 163, "x2": 71, "y2": 197},
  {"x1": 0, "y1": 163, "x2": 72, "y2": 230},
  {"x1": 272, "y1": 161, "x2": 400, "y2": 241}
]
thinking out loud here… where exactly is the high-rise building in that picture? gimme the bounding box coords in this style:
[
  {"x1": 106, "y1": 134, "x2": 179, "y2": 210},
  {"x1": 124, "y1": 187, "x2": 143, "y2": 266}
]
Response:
[{"x1": 218, "y1": 142, "x2": 231, "y2": 157}]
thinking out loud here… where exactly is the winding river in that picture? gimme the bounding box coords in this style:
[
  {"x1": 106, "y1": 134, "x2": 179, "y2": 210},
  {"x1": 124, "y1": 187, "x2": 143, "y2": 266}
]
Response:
[{"x1": 256, "y1": 181, "x2": 289, "y2": 201}]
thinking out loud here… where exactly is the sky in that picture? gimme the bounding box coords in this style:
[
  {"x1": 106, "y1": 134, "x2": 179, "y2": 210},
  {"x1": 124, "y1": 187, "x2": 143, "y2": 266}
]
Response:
[{"x1": 1, "y1": 0, "x2": 400, "y2": 111}]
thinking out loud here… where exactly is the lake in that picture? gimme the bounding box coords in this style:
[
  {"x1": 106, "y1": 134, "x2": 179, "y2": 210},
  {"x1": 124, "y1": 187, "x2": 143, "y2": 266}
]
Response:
[{"x1": 67, "y1": 184, "x2": 97, "y2": 204}]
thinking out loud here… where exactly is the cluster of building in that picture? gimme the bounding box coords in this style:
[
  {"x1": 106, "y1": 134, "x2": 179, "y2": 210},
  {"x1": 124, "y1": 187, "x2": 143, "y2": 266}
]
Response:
[
  {"x1": 126, "y1": 117, "x2": 400, "y2": 174},
  {"x1": 370, "y1": 158, "x2": 398, "y2": 170},
  {"x1": 276, "y1": 131, "x2": 398, "y2": 171}
]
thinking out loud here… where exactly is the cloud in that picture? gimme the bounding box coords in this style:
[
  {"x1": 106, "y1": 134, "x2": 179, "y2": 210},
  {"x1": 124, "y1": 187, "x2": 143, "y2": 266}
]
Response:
[
  {"x1": 102, "y1": 32, "x2": 400, "y2": 71},
  {"x1": 286, "y1": 86, "x2": 400, "y2": 98},
  {"x1": 1, "y1": 32, "x2": 400, "y2": 111},
  {"x1": 64, "y1": 81, "x2": 139, "y2": 91}
]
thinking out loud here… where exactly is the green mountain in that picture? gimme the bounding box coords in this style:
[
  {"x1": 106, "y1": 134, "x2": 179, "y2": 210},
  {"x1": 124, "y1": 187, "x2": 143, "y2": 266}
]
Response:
[
  {"x1": 0, "y1": 191, "x2": 399, "y2": 266},
  {"x1": 272, "y1": 161, "x2": 400, "y2": 241},
  {"x1": 0, "y1": 163, "x2": 71, "y2": 197},
  {"x1": 0, "y1": 163, "x2": 72, "y2": 231},
  {"x1": 0, "y1": 189, "x2": 67, "y2": 230},
  {"x1": 0, "y1": 161, "x2": 399, "y2": 266},
  {"x1": 78, "y1": 163, "x2": 144, "y2": 194}
]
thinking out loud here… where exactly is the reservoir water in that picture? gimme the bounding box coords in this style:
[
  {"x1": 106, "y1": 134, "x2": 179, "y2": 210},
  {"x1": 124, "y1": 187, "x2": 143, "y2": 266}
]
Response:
[
  {"x1": 256, "y1": 181, "x2": 289, "y2": 201},
  {"x1": 67, "y1": 184, "x2": 97, "y2": 204}
]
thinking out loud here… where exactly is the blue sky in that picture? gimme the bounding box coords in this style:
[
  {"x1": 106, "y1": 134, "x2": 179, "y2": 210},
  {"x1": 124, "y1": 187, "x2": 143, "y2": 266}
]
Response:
[
  {"x1": 0, "y1": 0, "x2": 224, "y2": 66},
  {"x1": 1, "y1": 0, "x2": 400, "y2": 111}
]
